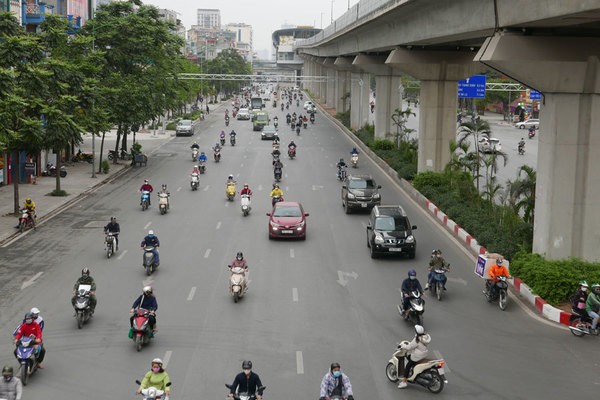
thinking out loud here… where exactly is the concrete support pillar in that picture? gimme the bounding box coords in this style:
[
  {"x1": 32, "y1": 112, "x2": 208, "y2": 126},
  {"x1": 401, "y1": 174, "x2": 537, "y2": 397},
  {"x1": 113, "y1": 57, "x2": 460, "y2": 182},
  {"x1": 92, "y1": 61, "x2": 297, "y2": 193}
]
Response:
[
  {"x1": 350, "y1": 72, "x2": 369, "y2": 129},
  {"x1": 478, "y1": 34, "x2": 600, "y2": 260},
  {"x1": 314, "y1": 62, "x2": 323, "y2": 100},
  {"x1": 336, "y1": 71, "x2": 350, "y2": 113},
  {"x1": 319, "y1": 64, "x2": 327, "y2": 103},
  {"x1": 326, "y1": 66, "x2": 336, "y2": 108},
  {"x1": 374, "y1": 75, "x2": 402, "y2": 139}
]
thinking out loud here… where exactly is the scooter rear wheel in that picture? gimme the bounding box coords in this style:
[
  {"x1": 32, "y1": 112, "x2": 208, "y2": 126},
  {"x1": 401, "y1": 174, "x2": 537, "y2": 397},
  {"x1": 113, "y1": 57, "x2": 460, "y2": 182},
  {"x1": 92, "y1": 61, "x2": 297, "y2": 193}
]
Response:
[{"x1": 426, "y1": 369, "x2": 444, "y2": 393}]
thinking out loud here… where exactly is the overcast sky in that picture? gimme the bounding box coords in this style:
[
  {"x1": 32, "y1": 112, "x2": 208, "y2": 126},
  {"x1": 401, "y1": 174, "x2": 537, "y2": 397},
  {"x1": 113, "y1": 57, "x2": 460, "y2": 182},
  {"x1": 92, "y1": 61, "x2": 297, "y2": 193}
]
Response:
[{"x1": 144, "y1": 0, "x2": 360, "y2": 58}]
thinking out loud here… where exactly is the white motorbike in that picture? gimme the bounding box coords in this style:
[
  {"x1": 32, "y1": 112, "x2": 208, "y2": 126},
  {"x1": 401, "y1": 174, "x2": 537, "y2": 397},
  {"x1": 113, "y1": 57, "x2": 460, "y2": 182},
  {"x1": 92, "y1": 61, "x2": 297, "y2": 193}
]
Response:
[
  {"x1": 228, "y1": 265, "x2": 247, "y2": 303},
  {"x1": 192, "y1": 148, "x2": 198, "y2": 161},
  {"x1": 191, "y1": 173, "x2": 200, "y2": 191},
  {"x1": 351, "y1": 153, "x2": 359, "y2": 168},
  {"x1": 385, "y1": 342, "x2": 447, "y2": 393},
  {"x1": 104, "y1": 232, "x2": 116, "y2": 258},
  {"x1": 158, "y1": 192, "x2": 169, "y2": 215},
  {"x1": 136, "y1": 380, "x2": 171, "y2": 400},
  {"x1": 241, "y1": 194, "x2": 251, "y2": 216}
]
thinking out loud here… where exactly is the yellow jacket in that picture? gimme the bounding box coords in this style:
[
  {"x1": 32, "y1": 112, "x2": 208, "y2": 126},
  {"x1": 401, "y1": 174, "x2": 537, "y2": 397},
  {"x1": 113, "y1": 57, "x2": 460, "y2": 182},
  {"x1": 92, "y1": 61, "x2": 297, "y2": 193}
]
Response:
[{"x1": 270, "y1": 188, "x2": 283, "y2": 197}]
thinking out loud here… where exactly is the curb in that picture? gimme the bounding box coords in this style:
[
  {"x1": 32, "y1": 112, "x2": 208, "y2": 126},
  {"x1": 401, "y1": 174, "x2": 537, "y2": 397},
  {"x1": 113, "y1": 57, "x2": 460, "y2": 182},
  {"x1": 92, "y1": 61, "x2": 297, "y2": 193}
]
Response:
[{"x1": 310, "y1": 96, "x2": 571, "y2": 327}]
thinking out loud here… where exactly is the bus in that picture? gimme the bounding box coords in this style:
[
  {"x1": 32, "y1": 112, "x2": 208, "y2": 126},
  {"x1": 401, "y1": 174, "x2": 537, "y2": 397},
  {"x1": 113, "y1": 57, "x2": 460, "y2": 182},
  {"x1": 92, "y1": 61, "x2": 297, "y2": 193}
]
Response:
[{"x1": 251, "y1": 97, "x2": 263, "y2": 111}]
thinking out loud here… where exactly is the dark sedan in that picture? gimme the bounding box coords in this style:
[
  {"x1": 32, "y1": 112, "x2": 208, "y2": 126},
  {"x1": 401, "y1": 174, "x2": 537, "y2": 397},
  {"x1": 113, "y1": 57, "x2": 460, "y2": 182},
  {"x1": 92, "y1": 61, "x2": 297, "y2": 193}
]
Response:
[{"x1": 261, "y1": 125, "x2": 278, "y2": 140}]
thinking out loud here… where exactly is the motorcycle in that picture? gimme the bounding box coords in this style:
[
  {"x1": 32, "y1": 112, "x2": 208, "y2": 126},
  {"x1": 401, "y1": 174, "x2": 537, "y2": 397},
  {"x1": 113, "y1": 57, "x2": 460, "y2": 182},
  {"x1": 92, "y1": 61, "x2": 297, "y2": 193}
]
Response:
[
  {"x1": 105, "y1": 232, "x2": 116, "y2": 258},
  {"x1": 310, "y1": 115, "x2": 315, "y2": 124},
  {"x1": 385, "y1": 342, "x2": 447, "y2": 393},
  {"x1": 72, "y1": 149, "x2": 94, "y2": 163},
  {"x1": 140, "y1": 190, "x2": 151, "y2": 211},
  {"x1": 228, "y1": 265, "x2": 247, "y2": 302},
  {"x1": 73, "y1": 284, "x2": 93, "y2": 329},
  {"x1": 131, "y1": 308, "x2": 154, "y2": 351},
  {"x1": 569, "y1": 311, "x2": 596, "y2": 337},
  {"x1": 291, "y1": 121, "x2": 296, "y2": 130},
  {"x1": 142, "y1": 246, "x2": 159, "y2": 276},
  {"x1": 230, "y1": 134, "x2": 236, "y2": 146},
  {"x1": 135, "y1": 380, "x2": 171, "y2": 400},
  {"x1": 17, "y1": 209, "x2": 35, "y2": 233},
  {"x1": 108, "y1": 149, "x2": 132, "y2": 161},
  {"x1": 41, "y1": 162, "x2": 67, "y2": 177},
  {"x1": 199, "y1": 160, "x2": 206, "y2": 174},
  {"x1": 225, "y1": 117, "x2": 230, "y2": 127},
  {"x1": 274, "y1": 120, "x2": 279, "y2": 129},
  {"x1": 288, "y1": 146, "x2": 296, "y2": 159},
  {"x1": 226, "y1": 183, "x2": 236, "y2": 201},
  {"x1": 528, "y1": 128, "x2": 536, "y2": 139},
  {"x1": 158, "y1": 192, "x2": 169, "y2": 215},
  {"x1": 214, "y1": 148, "x2": 221, "y2": 162},
  {"x1": 397, "y1": 290, "x2": 425, "y2": 326},
  {"x1": 15, "y1": 334, "x2": 41, "y2": 385},
  {"x1": 303, "y1": 121, "x2": 307, "y2": 129},
  {"x1": 518, "y1": 144, "x2": 525, "y2": 155},
  {"x1": 484, "y1": 276, "x2": 509, "y2": 310},
  {"x1": 286, "y1": 115, "x2": 291, "y2": 125},
  {"x1": 274, "y1": 167, "x2": 282, "y2": 182},
  {"x1": 351, "y1": 154, "x2": 359, "y2": 168},
  {"x1": 220, "y1": 136, "x2": 226, "y2": 146},
  {"x1": 191, "y1": 173, "x2": 200, "y2": 191},
  {"x1": 225, "y1": 384, "x2": 266, "y2": 400},
  {"x1": 281, "y1": 103, "x2": 284, "y2": 111},
  {"x1": 241, "y1": 194, "x2": 251, "y2": 217},
  {"x1": 296, "y1": 125, "x2": 301, "y2": 136},
  {"x1": 430, "y1": 266, "x2": 449, "y2": 301},
  {"x1": 271, "y1": 195, "x2": 283, "y2": 207},
  {"x1": 192, "y1": 148, "x2": 199, "y2": 161},
  {"x1": 337, "y1": 165, "x2": 347, "y2": 181}
]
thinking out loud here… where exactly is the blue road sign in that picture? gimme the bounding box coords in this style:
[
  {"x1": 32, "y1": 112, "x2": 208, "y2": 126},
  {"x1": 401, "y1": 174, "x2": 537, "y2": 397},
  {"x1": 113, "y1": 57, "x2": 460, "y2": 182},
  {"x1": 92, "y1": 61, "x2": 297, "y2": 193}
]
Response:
[
  {"x1": 530, "y1": 90, "x2": 541, "y2": 100},
  {"x1": 458, "y1": 75, "x2": 486, "y2": 98}
]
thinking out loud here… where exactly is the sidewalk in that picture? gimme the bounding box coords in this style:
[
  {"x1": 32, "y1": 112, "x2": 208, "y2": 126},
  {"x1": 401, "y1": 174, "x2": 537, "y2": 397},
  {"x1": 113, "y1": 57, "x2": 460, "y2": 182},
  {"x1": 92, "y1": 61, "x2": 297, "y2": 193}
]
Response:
[{"x1": 0, "y1": 130, "x2": 174, "y2": 244}]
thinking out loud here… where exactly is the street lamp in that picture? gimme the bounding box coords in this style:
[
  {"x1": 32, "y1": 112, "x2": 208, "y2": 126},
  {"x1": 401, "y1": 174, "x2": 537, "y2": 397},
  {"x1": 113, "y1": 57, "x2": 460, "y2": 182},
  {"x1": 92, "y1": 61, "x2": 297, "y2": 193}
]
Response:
[{"x1": 331, "y1": 0, "x2": 334, "y2": 23}]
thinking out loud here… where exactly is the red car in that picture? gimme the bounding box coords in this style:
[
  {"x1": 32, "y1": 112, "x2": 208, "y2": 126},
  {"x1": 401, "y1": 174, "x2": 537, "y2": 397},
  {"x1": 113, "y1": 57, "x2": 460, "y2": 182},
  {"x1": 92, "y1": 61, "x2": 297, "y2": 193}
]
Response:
[{"x1": 267, "y1": 201, "x2": 309, "y2": 240}]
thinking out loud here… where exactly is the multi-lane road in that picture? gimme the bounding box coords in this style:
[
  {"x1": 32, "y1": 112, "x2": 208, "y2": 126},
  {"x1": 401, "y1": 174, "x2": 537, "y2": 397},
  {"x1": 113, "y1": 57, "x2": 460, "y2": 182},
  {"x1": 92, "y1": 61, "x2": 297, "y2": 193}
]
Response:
[{"x1": 0, "y1": 95, "x2": 596, "y2": 399}]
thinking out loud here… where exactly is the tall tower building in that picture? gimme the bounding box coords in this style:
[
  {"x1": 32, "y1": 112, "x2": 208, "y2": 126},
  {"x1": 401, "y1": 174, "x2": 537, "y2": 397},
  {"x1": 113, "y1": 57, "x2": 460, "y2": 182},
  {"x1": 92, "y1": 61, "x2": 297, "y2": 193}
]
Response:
[
  {"x1": 225, "y1": 23, "x2": 253, "y2": 62},
  {"x1": 196, "y1": 8, "x2": 220, "y2": 29}
]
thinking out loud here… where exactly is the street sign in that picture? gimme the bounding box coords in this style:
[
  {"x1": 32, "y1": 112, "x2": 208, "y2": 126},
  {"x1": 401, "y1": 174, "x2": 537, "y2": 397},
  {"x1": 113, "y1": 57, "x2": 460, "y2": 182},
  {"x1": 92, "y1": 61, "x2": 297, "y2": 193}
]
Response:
[
  {"x1": 530, "y1": 90, "x2": 541, "y2": 100},
  {"x1": 458, "y1": 75, "x2": 486, "y2": 98}
]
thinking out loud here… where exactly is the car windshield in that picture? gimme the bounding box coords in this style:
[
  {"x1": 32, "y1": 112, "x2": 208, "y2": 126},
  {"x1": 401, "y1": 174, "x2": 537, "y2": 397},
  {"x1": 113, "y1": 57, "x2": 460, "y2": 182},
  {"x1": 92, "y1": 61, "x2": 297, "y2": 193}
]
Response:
[
  {"x1": 349, "y1": 179, "x2": 376, "y2": 189},
  {"x1": 374, "y1": 216, "x2": 408, "y2": 231},
  {"x1": 256, "y1": 114, "x2": 269, "y2": 122},
  {"x1": 273, "y1": 206, "x2": 302, "y2": 217},
  {"x1": 179, "y1": 120, "x2": 191, "y2": 126}
]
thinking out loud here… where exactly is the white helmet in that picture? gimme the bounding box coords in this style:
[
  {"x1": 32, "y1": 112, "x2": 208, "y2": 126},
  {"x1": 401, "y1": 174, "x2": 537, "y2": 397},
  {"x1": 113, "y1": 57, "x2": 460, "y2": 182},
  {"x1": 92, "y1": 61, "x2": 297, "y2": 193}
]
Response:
[
  {"x1": 415, "y1": 325, "x2": 425, "y2": 335},
  {"x1": 143, "y1": 286, "x2": 153, "y2": 294},
  {"x1": 152, "y1": 358, "x2": 163, "y2": 365},
  {"x1": 30, "y1": 307, "x2": 40, "y2": 315},
  {"x1": 148, "y1": 230, "x2": 154, "y2": 235}
]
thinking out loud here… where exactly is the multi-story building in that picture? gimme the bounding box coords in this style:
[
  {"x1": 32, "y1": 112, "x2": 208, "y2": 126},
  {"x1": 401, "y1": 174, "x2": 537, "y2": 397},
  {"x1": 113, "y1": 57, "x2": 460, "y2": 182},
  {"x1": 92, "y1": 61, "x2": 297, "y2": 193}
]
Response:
[
  {"x1": 224, "y1": 22, "x2": 253, "y2": 62},
  {"x1": 271, "y1": 26, "x2": 321, "y2": 82},
  {"x1": 187, "y1": 25, "x2": 236, "y2": 64},
  {"x1": 196, "y1": 8, "x2": 220, "y2": 29}
]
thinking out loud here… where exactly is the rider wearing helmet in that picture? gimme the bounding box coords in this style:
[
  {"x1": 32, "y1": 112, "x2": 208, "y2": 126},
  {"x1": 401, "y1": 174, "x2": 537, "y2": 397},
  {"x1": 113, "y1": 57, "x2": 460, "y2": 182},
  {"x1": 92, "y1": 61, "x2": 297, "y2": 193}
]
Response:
[
  {"x1": 397, "y1": 325, "x2": 431, "y2": 388},
  {"x1": 16, "y1": 197, "x2": 36, "y2": 229},
  {"x1": 229, "y1": 252, "x2": 249, "y2": 288},
  {"x1": 104, "y1": 216, "x2": 121, "y2": 251},
  {"x1": 270, "y1": 184, "x2": 284, "y2": 206},
  {"x1": 136, "y1": 358, "x2": 171, "y2": 396},
  {"x1": 72, "y1": 268, "x2": 97, "y2": 313},
  {"x1": 228, "y1": 360, "x2": 264, "y2": 400},
  {"x1": 192, "y1": 165, "x2": 201, "y2": 175},
  {"x1": 240, "y1": 184, "x2": 253, "y2": 197},
  {"x1": 319, "y1": 362, "x2": 354, "y2": 400},
  {"x1": 0, "y1": 365, "x2": 23, "y2": 400},
  {"x1": 586, "y1": 283, "x2": 600, "y2": 334},
  {"x1": 400, "y1": 269, "x2": 423, "y2": 316},
  {"x1": 191, "y1": 142, "x2": 200, "y2": 150},
  {"x1": 140, "y1": 179, "x2": 154, "y2": 205},
  {"x1": 158, "y1": 184, "x2": 170, "y2": 209},
  {"x1": 350, "y1": 147, "x2": 359, "y2": 155},
  {"x1": 14, "y1": 312, "x2": 45, "y2": 368},
  {"x1": 425, "y1": 249, "x2": 449, "y2": 290},
  {"x1": 29, "y1": 307, "x2": 44, "y2": 331},
  {"x1": 486, "y1": 257, "x2": 510, "y2": 294},
  {"x1": 227, "y1": 174, "x2": 236, "y2": 184},
  {"x1": 571, "y1": 281, "x2": 589, "y2": 317},
  {"x1": 198, "y1": 151, "x2": 208, "y2": 163},
  {"x1": 130, "y1": 286, "x2": 158, "y2": 331},
  {"x1": 140, "y1": 230, "x2": 160, "y2": 266}
]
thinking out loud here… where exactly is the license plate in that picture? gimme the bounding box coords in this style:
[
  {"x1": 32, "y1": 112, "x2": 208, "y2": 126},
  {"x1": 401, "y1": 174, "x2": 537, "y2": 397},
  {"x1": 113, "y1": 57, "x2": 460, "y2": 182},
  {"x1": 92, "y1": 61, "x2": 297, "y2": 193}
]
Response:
[
  {"x1": 389, "y1": 248, "x2": 402, "y2": 252},
  {"x1": 361, "y1": 203, "x2": 368, "y2": 208},
  {"x1": 438, "y1": 367, "x2": 445, "y2": 374},
  {"x1": 281, "y1": 230, "x2": 293, "y2": 234}
]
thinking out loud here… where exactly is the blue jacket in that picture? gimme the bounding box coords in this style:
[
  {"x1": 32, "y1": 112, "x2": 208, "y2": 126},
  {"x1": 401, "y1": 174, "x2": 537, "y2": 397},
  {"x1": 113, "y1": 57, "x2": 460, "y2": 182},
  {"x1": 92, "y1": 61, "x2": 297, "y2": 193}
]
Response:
[
  {"x1": 132, "y1": 294, "x2": 158, "y2": 311},
  {"x1": 141, "y1": 236, "x2": 160, "y2": 248}
]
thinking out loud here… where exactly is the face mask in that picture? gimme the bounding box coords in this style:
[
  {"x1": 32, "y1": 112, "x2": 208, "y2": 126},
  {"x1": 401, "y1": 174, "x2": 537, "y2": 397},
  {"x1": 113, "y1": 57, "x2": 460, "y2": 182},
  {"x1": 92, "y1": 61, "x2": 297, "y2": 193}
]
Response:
[
  {"x1": 237, "y1": 257, "x2": 243, "y2": 261},
  {"x1": 3, "y1": 376, "x2": 12, "y2": 382},
  {"x1": 582, "y1": 287, "x2": 588, "y2": 292},
  {"x1": 332, "y1": 370, "x2": 341, "y2": 378},
  {"x1": 152, "y1": 367, "x2": 160, "y2": 372},
  {"x1": 25, "y1": 319, "x2": 33, "y2": 324},
  {"x1": 409, "y1": 276, "x2": 416, "y2": 280}
]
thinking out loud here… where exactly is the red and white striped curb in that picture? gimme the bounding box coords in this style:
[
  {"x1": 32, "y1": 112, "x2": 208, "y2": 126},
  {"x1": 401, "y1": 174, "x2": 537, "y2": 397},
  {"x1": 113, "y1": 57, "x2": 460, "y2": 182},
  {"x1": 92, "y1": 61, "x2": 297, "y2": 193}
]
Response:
[{"x1": 424, "y1": 199, "x2": 571, "y2": 326}]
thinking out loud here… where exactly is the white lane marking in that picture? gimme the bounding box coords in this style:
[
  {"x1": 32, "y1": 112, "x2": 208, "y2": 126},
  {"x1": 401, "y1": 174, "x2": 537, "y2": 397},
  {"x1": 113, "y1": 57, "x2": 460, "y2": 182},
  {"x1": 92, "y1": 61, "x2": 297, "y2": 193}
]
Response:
[
  {"x1": 163, "y1": 350, "x2": 172, "y2": 368},
  {"x1": 258, "y1": 184, "x2": 263, "y2": 191},
  {"x1": 187, "y1": 287, "x2": 197, "y2": 301},
  {"x1": 21, "y1": 272, "x2": 43, "y2": 290},
  {"x1": 204, "y1": 249, "x2": 211, "y2": 258},
  {"x1": 177, "y1": 187, "x2": 182, "y2": 192},
  {"x1": 203, "y1": 185, "x2": 210, "y2": 191},
  {"x1": 433, "y1": 350, "x2": 450, "y2": 373},
  {"x1": 240, "y1": 163, "x2": 244, "y2": 168},
  {"x1": 285, "y1": 174, "x2": 288, "y2": 178},
  {"x1": 285, "y1": 186, "x2": 289, "y2": 191},
  {"x1": 292, "y1": 288, "x2": 299, "y2": 302},
  {"x1": 117, "y1": 249, "x2": 128, "y2": 260},
  {"x1": 243, "y1": 155, "x2": 248, "y2": 159},
  {"x1": 236, "y1": 173, "x2": 240, "y2": 177},
  {"x1": 290, "y1": 248, "x2": 295, "y2": 258},
  {"x1": 216, "y1": 221, "x2": 222, "y2": 230},
  {"x1": 144, "y1": 221, "x2": 152, "y2": 230},
  {"x1": 296, "y1": 351, "x2": 304, "y2": 374}
]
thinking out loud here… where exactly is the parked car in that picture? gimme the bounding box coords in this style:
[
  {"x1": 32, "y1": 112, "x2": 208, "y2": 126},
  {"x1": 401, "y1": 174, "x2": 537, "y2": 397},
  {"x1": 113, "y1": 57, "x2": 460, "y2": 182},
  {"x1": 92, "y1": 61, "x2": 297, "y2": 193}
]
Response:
[
  {"x1": 261, "y1": 125, "x2": 278, "y2": 140},
  {"x1": 366, "y1": 205, "x2": 417, "y2": 259},
  {"x1": 341, "y1": 175, "x2": 381, "y2": 214},
  {"x1": 267, "y1": 201, "x2": 309, "y2": 240},
  {"x1": 175, "y1": 120, "x2": 194, "y2": 136},
  {"x1": 515, "y1": 119, "x2": 539, "y2": 129},
  {"x1": 478, "y1": 137, "x2": 502, "y2": 153},
  {"x1": 237, "y1": 108, "x2": 251, "y2": 120}
]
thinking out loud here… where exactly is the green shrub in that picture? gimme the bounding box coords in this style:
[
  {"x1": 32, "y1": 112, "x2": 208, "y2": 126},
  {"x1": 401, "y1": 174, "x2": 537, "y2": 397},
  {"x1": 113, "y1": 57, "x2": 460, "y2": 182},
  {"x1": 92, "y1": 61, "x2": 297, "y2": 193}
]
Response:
[
  {"x1": 166, "y1": 121, "x2": 177, "y2": 130},
  {"x1": 50, "y1": 189, "x2": 68, "y2": 196},
  {"x1": 131, "y1": 142, "x2": 142, "y2": 154},
  {"x1": 372, "y1": 139, "x2": 395, "y2": 150},
  {"x1": 335, "y1": 111, "x2": 350, "y2": 128},
  {"x1": 101, "y1": 160, "x2": 110, "y2": 174}
]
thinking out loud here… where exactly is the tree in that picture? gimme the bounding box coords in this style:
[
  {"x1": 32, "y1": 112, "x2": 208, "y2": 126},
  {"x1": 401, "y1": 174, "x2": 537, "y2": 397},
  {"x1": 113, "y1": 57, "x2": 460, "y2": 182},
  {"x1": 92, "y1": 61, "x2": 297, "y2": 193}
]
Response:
[
  {"x1": 457, "y1": 120, "x2": 491, "y2": 192},
  {"x1": 510, "y1": 165, "x2": 536, "y2": 223},
  {"x1": 205, "y1": 49, "x2": 251, "y2": 95},
  {"x1": 391, "y1": 107, "x2": 416, "y2": 148}
]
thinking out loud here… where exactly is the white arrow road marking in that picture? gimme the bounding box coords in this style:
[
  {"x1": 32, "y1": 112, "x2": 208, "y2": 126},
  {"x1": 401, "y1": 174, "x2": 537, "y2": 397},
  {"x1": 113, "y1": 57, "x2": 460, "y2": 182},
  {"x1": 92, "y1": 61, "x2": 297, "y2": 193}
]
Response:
[
  {"x1": 296, "y1": 351, "x2": 304, "y2": 374},
  {"x1": 203, "y1": 185, "x2": 210, "y2": 191},
  {"x1": 336, "y1": 271, "x2": 358, "y2": 287},
  {"x1": 163, "y1": 350, "x2": 172, "y2": 368},
  {"x1": 187, "y1": 287, "x2": 197, "y2": 301},
  {"x1": 290, "y1": 248, "x2": 295, "y2": 258},
  {"x1": 447, "y1": 277, "x2": 468, "y2": 285},
  {"x1": 216, "y1": 221, "x2": 222, "y2": 230},
  {"x1": 117, "y1": 249, "x2": 128, "y2": 260},
  {"x1": 311, "y1": 185, "x2": 324, "y2": 191},
  {"x1": 204, "y1": 249, "x2": 211, "y2": 258},
  {"x1": 292, "y1": 288, "x2": 299, "y2": 302},
  {"x1": 144, "y1": 221, "x2": 152, "y2": 230},
  {"x1": 21, "y1": 272, "x2": 43, "y2": 290}
]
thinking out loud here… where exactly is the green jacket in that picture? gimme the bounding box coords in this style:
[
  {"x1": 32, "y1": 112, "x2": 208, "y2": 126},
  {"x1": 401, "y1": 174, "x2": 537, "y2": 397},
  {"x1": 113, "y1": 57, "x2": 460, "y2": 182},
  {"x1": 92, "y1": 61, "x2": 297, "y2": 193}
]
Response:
[
  {"x1": 585, "y1": 292, "x2": 600, "y2": 313},
  {"x1": 73, "y1": 276, "x2": 96, "y2": 292},
  {"x1": 140, "y1": 370, "x2": 171, "y2": 392}
]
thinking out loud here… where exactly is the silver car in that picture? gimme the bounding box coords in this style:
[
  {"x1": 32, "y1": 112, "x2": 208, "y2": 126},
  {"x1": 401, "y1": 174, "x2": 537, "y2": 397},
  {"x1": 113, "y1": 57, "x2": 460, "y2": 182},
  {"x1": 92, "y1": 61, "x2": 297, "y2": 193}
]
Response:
[
  {"x1": 515, "y1": 119, "x2": 539, "y2": 129},
  {"x1": 175, "y1": 120, "x2": 193, "y2": 136},
  {"x1": 237, "y1": 108, "x2": 251, "y2": 120}
]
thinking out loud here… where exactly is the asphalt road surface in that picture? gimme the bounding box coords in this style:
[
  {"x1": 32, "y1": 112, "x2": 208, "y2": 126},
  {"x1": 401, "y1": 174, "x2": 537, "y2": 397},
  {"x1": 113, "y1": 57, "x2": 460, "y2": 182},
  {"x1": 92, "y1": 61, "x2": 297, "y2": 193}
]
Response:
[{"x1": 0, "y1": 98, "x2": 596, "y2": 400}]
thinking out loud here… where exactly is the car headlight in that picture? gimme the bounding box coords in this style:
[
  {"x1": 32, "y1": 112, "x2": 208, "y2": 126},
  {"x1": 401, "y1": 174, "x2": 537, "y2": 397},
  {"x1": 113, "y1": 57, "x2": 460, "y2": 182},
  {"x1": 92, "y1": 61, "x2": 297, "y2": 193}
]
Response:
[
  {"x1": 405, "y1": 235, "x2": 415, "y2": 243},
  {"x1": 295, "y1": 221, "x2": 305, "y2": 230},
  {"x1": 373, "y1": 193, "x2": 381, "y2": 199},
  {"x1": 270, "y1": 221, "x2": 279, "y2": 228},
  {"x1": 347, "y1": 193, "x2": 355, "y2": 199},
  {"x1": 374, "y1": 233, "x2": 384, "y2": 244}
]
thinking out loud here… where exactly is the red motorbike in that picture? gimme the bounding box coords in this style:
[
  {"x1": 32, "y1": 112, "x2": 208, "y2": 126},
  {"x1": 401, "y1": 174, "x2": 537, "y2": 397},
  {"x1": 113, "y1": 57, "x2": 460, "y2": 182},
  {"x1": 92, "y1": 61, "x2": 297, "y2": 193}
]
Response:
[
  {"x1": 18, "y1": 209, "x2": 35, "y2": 233},
  {"x1": 288, "y1": 147, "x2": 296, "y2": 159},
  {"x1": 130, "y1": 308, "x2": 154, "y2": 352}
]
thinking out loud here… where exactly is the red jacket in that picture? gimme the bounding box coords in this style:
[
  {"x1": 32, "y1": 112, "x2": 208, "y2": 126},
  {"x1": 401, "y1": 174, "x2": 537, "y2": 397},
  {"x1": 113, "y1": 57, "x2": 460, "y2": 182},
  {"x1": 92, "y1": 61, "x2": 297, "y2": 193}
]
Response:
[
  {"x1": 15, "y1": 321, "x2": 42, "y2": 342},
  {"x1": 140, "y1": 184, "x2": 153, "y2": 192},
  {"x1": 240, "y1": 188, "x2": 252, "y2": 196}
]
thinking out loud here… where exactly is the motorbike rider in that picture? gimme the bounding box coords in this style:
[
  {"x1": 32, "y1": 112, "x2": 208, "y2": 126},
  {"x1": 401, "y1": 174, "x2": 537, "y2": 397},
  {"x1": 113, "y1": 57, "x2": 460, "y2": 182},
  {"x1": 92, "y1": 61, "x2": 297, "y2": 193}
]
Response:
[
  {"x1": 0, "y1": 366, "x2": 23, "y2": 400},
  {"x1": 104, "y1": 216, "x2": 120, "y2": 251},
  {"x1": 288, "y1": 140, "x2": 296, "y2": 151},
  {"x1": 230, "y1": 129, "x2": 237, "y2": 140},
  {"x1": 141, "y1": 230, "x2": 160, "y2": 266},
  {"x1": 397, "y1": 325, "x2": 431, "y2": 389},
  {"x1": 350, "y1": 147, "x2": 359, "y2": 156},
  {"x1": 191, "y1": 165, "x2": 201, "y2": 176},
  {"x1": 198, "y1": 151, "x2": 208, "y2": 163},
  {"x1": 400, "y1": 269, "x2": 424, "y2": 317},
  {"x1": 240, "y1": 184, "x2": 253, "y2": 198},
  {"x1": 30, "y1": 307, "x2": 44, "y2": 331},
  {"x1": 336, "y1": 158, "x2": 347, "y2": 178},
  {"x1": 227, "y1": 174, "x2": 237, "y2": 185},
  {"x1": 586, "y1": 283, "x2": 600, "y2": 334},
  {"x1": 273, "y1": 160, "x2": 283, "y2": 177},
  {"x1": 136, "y1": 358, "x2": 171, "y2": 396},
  {"x1": 14, "y1": 312, "x2": 45, "y2": 368},
  {"x1": 571, "y1": 281, "x2": 589, "y2": 318},
  {"x1": 191, "y1": 142, "x2": 200, "y2": 150},
  {"x1": 310, "y1": 112, "x2": 315, "y2": 122},
  {"x1": 140, "y1": 179, "x2": 154, "y2": 205},
  {"x1": 273, "y1": 135, "x2": 281, "y2": 146},
  {"x1": 272, "y1": 147, "x2": 281, "y2": 164},
  {"x1": 518, "y1": 138, "x2": 526, "y2": 153},
  {"x1": 157, "y1": 184, "x2": 170, "y2": 209},
  {"x1": 228, "y1": 360, "x2": 264, "y2": 400},
  {"x1": 229, "y1": 252, "x2": 249, "y2": 288},
  {"x1": 220, "y1": 130, "x2": 226, "y2": 141},
  {"x1": 213, "y1": 142, "x2": 222, "y2": 152},
  {"x1": 16, "y1": 197, "x2": 36, "y2": 229},
  {"x1": 72, "y1": 268, "x2": 97, "y2": 313},
  {"x1": 319, "y1": 362, "x2": 354, "y2": 400},
  {"x1": 270, "y1": 184, "x2": 284, "y2": 206},
  {"x1": 528, "y1": 125, "x2": 535, "y2": 137},
  {"x1": 130, "y1": 286, "x2": 158, "y2": 331},
  {"x1": 485, "y1": 257, "x2": 510, "y2": 295},
  {"x1": 425, "y1": 249, "x2": 449, "y2": 290},
  {"x1": 273, "y1": 116, "x2": 279, "y2": 125},
  {"x1": 286, "y1": 113, "x2": 291, "y2": 124}
]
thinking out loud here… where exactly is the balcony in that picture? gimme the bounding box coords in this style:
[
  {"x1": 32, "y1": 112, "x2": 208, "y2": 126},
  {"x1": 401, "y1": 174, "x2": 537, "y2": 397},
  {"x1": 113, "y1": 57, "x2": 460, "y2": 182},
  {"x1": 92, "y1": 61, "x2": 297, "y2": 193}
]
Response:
[{"x1": 22, "y1": 1, "x2": 49, "y2": 27}]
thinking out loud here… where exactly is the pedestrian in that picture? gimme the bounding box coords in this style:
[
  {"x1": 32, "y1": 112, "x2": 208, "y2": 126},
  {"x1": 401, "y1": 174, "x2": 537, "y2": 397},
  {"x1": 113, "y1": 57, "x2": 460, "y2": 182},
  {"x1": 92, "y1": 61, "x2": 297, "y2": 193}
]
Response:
[{"x1": 206, "y1": 104, "x2": 210, "y2": 115}]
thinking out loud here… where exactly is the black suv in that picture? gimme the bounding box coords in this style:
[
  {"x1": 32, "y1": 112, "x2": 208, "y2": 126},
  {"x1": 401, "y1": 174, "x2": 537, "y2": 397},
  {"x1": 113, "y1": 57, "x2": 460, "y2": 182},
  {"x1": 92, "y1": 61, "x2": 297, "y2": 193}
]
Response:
[
  {"x1": 341, "y1": 175, "x2": 381, "y2": 214},
  {"x1": 366, "y1": 205, "x2": 417, "y2": 259}
]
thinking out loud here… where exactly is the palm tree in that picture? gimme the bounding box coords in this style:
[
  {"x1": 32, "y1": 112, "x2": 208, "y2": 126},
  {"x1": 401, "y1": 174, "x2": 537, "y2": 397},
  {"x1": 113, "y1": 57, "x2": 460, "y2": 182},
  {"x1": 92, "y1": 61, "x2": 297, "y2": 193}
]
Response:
[
  {"x1": 445, "y1": 139, "x2": 472, "y2": 173},
  {"x1": 510, "y1": 165, "x2": 536, "y2": 223},
  {"x1": 457, "y1": 120, "x2": 491, "y2": 191}
]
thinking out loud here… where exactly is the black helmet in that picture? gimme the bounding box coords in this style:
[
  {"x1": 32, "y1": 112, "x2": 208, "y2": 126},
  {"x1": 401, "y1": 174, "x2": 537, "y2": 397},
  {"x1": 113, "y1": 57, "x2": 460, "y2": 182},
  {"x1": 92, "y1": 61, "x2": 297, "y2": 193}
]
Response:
[
  {"x1": 110, "y1": 216, "x2": 116, "y2": 223},
  {"x1": 236, "y1": 252, "x2": 243, "y2": 260},
  {"x1": 2, "y1": 365, "x2": 13, "y2": 375},
  {"x1": 242, "y1": 360, "x2": 252, "y2": 369},
  {"x1": 330, "y1": 362, "x2": 341, "y2": 371},
  {"x1": 408, "y1": 269, "x2": 417, "y2": 277},
  {"x1": 82, "y1": 268, "x2": 90, "y2": 277}
]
